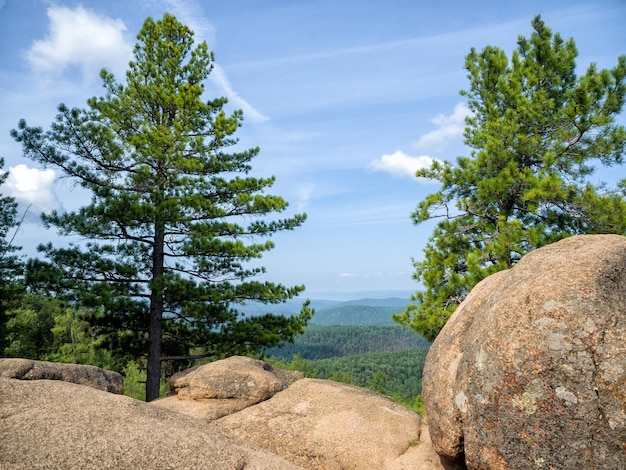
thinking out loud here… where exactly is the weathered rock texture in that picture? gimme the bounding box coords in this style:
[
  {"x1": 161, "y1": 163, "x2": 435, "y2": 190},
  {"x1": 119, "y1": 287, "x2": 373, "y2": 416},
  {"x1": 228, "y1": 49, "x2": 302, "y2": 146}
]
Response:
[
  {"x1": 212, "y1": 378, "x2": 422, "y2": 469},
  {"x1": 1, "y1": 355, "x2": 453, "y2": 469},
  {"x1": 0, "y1": 377, "x2": 300, "y2": 469},
  {"x1": 423, "y1": 234, "x2": 626, "y2": 469},
  {"x1": 154, "y1": 355, "x2": 302, "y2": 420},
  {"x1": 0, "y1": 358, "x2": 123, "y2": 394}
]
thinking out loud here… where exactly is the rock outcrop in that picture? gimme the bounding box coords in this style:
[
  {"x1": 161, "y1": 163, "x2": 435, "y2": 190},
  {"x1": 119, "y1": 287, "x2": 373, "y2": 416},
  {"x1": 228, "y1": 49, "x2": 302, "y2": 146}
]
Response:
[
  {"x1": 154, "y1": 356, "x2": 435, "y2": 469},
  {"x1": 0, "y1": 355, "x2": 449, "y2": 469},
  {"x1": 423, "y1": 234, "x2": 626, "y2": 469},
  {"x1": 0, "y1": 358, "x2": 123, "y2": 394},
  {"x1": 154, "y1": 355, "x2": 302, "y2": 420},
  {"x1": 0, "y1": 377, "x2": 300, "y2": 469},
  {"x1": 212, "y1": 378, "x2": 422, "y2": 469}
]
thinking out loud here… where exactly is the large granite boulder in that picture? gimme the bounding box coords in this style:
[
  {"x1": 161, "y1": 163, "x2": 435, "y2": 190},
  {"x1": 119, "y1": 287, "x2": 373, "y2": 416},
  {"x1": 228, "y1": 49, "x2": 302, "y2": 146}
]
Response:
[
  {"x1": 0, "y1": 377, "x2": 300, "y2": 469},
  {"x1": 154, "y1": 355, "x2": 302, "y2": 420},
  {"x1": 423, "y1": 234, "x2": 626, "y2": 469},
  {"x1": 212, "y1": 378, "x2": 422, "y2": 469},
  {"x1": 0, "y1": 358, "x2": 123, "y2": 394}
]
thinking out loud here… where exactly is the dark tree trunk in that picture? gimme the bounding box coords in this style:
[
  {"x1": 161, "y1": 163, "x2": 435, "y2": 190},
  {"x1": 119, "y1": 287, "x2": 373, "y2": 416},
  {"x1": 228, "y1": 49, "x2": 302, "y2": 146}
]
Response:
[{"x1": 146, "y1": 222, "x2": 165, "y2": 402}]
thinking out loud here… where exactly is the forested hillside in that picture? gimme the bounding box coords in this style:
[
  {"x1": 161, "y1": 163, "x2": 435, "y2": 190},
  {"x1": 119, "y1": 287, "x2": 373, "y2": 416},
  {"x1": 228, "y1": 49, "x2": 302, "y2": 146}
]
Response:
[
  {"x1": 267, "y1": 324, "x2": 429, "y2": 359},
  {"x1": 309, "y1": 305, "x2": 399, "y2": 325},
  {"x1": 266, "y1": 301, "x2": 430, "y2": 406},
  {"x1": 312, "y1": 349, "x2": 428, "y2": 401}
]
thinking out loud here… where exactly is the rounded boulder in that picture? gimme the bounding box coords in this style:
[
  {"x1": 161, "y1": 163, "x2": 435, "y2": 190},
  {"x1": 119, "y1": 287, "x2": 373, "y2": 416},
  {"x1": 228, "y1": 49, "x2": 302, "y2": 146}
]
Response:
[{"x1": 423, "y1": 234, "x2": 626, "y2": 469}]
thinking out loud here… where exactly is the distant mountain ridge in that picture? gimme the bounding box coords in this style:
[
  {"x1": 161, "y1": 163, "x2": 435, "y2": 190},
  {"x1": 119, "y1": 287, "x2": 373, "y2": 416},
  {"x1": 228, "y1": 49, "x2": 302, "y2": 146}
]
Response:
[
  {"x1": 310, "y1": 304, "x2": 401, "y2": 326},
  {"x1": 243, "y1": 297, "x2": 414, "y2": 326}
]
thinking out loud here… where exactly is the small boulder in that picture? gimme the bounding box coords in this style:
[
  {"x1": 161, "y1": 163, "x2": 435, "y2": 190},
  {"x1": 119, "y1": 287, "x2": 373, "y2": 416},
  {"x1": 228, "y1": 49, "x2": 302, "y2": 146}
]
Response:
[
  {"x1": 423, "y1": 234, "x2": 626, "y2": 469},
  {"x1": 212, "y1": 378, "x2": 422, "y2": 469},
  {"x1": 154, "y1": 355, "x2": 302, "y2": 420},
  {"x1": 0, "y1": 358, "x2": 123, "y2": 394}
]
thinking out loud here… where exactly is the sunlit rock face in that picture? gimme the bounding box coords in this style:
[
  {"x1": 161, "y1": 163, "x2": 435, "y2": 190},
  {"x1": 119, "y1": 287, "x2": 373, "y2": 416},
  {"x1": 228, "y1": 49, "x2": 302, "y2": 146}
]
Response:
[
  {"x1": 153, "y1": 355, "x2": 302, "y2": 420},
  {"x1": 423, "y1": 234, "x2": 626, "y2": 469},
  {"x1": 156, "y1": 355, "x2": 425, "y2": 469},
  {"x1": 212, "y1": 378, "x2": 422, "y2": 469}
]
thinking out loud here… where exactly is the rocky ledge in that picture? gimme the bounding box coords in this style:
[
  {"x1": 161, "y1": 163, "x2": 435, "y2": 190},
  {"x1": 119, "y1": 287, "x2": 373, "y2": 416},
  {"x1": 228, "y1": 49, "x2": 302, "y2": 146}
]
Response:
[{"x1": 0, "y1": 356, "x2": 446, "y2": 469}]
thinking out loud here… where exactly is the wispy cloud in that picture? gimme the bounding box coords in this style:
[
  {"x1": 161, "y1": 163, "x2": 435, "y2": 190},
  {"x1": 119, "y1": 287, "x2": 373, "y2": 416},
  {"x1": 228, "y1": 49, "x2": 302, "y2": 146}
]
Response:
[
  {"x1": 161, "y1": 0, "x2": 269, "y2": 123},
  {"x1": 210, "y1": 64, "x2": 269, "y2": 123},
  {"x1": 295, "y1": 183, "x2": 314, "y2": 211},
  {"x1": 368, "y1": 151, "x2": 438, "y2": 180},
  {"x1": 412, "y1": 102, "x2": 471, "y2": 151},
  {"x1": 314, "y1": 199, "x2": 416, "y2": 227},
  {"x1": 25, "y1": 6, "x2": 132, "y2": 82},
  {"x1": 3, "y1": 165, "x2": 60, "y2": 215},
  {"x1": 162, "y1": 0, "x2": 216, "y2": 46}
]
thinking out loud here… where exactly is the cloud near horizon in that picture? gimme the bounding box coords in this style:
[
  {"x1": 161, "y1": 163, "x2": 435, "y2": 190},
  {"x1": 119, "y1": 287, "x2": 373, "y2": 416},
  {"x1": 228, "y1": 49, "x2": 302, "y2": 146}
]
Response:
[
  {"x1": 368, "y1": 151, "x2": 438, "y2": 180},
  {"x1": 412, "y1": 102, "x2": 472, "y2": 151},
  {"x1": 25, "y1": 5, "x2": 132, "y2": 82},
  {"x1": 3, "y1": 165, "x2": 59, "y2": 215}
]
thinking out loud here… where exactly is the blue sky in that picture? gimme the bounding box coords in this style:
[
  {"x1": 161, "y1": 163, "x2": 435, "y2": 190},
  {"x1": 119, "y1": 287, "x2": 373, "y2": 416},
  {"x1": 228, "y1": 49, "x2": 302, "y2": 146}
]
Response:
[{"x1": 0, "y1": 0, "x2": 625, "y2": 299}]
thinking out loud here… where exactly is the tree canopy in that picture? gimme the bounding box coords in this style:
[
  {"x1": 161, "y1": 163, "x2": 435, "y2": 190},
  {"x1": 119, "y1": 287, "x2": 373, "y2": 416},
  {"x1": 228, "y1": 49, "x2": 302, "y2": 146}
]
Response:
[
  {"x1": 394, "y1": 16, "x2": 626, "y2": 341},
  {"x1": 12, "y1": 13, "x2": 312, "y2": 401}
]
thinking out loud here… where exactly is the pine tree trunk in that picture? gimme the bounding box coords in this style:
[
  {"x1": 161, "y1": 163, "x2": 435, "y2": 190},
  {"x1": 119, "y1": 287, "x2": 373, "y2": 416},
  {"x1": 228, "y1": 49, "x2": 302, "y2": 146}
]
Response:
[{"x1": 146, "y1": 222, "x2": 165, "y2": 402}]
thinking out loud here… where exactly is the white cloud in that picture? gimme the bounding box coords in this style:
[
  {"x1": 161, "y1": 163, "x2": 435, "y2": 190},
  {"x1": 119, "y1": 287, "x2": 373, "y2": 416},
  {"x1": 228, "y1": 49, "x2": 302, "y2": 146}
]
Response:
[
  {"x1": 3, "y1": 165, "x2": 59, "y2": 214},
  {"x1": 210, "y1": 64, "x2": 270, "y2": 123},
  {"x1": 25, "y1": 6, "x2": 132, "y2": 82},
  {"x1": 412, "y1": 102, "x2": 472, "y2": 151},
  {"x1": 368, "y1": 151, "x2": 438, "y2": 180},
  {"x1": 296, "y1": 183, "x2": 314, "y2": 211}
]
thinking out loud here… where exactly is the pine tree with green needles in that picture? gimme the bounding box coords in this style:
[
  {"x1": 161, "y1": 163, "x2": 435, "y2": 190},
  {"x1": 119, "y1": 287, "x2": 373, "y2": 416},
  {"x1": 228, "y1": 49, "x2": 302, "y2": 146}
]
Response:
[
  {"x1": 395, "y1": 16, "x2": 626, "y2": 341},
  {"x1": 13, "y1": 14, "x2": 313, "y2": 401}
]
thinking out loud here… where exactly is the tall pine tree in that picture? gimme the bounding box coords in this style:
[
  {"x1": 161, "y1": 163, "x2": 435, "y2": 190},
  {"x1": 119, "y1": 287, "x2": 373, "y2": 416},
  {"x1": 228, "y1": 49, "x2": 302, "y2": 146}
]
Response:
[
  {"x1": 13, "y1": 14, "x2": 312, "y2": 401},
  {"x1": 395, "y1": 16, "x2": 626, "y2": 341}
]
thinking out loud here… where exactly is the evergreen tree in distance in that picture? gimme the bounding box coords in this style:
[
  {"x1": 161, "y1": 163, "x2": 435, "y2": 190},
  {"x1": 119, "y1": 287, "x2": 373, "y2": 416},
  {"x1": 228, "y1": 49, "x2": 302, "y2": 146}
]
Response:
[
  {"x1": 394, "y1": 16, "x2": 626, "y2": 341},
  {"x1": 0, "y1": 158, "x2": 24, "y2": 352},
  {"x1": 12, "y1": 14, "x2": 312, "y2": 401}
]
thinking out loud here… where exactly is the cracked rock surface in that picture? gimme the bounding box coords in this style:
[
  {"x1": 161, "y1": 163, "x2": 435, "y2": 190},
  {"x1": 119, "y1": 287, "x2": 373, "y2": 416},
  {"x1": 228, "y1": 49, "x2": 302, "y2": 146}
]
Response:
[
  {"x1": 423, "y1": 234, "x2": 626, "y2": 469},
  {"x1": 0, "y1": 358, "x2": 123, "y2": 394}
]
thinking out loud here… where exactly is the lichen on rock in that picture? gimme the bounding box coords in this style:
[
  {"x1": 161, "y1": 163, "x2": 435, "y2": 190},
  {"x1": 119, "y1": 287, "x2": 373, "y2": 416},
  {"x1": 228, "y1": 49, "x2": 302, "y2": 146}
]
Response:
[{"x1": 423, "y1": 235, "x2": 626, "y2": 469}]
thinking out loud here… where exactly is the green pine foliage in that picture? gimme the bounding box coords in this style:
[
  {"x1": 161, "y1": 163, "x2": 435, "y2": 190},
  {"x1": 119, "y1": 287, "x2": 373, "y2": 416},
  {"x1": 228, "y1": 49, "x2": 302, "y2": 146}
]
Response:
[
  {"x1": 122, "y1": 360, "x2": 146, "y2": 401},
  {"x1": 2, "y1": 294, "x2": 116, "y2": 370},
  {"x1": 395, "y1": 16, "x2": 626, "y2": 341},
  {"x1": 122, "y1": 359, "x2": 168, "y2": 401},
  {"x1": 12, "y1": 13, "x2": 312, "y2": 401},
  {"x1": 3, "y1": 301, "x2": 55, "y2": 359},
  {"x1": 0, "y1": 158, "x2": 24, "y2": 352}
]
